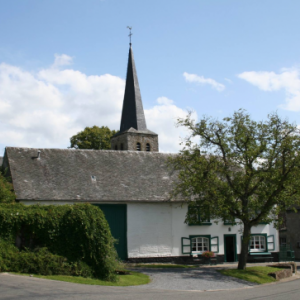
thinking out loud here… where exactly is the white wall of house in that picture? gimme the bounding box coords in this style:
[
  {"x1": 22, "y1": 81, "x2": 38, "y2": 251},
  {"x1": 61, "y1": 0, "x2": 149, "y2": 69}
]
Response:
[
  {"x1": 127, "y1": 203, "x2": 279, "y2": 258},
  {"x1": 21, "y1": 200, "x2": 279, "y2": 259}
]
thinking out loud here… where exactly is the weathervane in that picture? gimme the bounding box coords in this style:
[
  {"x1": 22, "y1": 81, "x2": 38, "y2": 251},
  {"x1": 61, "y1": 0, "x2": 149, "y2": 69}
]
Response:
[{"x1": 127, "y1": 26, "x2": 132, "y2": 45}]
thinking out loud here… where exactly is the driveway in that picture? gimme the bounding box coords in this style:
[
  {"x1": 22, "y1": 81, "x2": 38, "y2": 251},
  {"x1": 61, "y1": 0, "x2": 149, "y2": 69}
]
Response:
[
  {"x1": 131, "y1": 267, "x2": 255, "y2": 291},
  {"x1": 0, "y1": 273, "x2": 300, "y2": 300}
]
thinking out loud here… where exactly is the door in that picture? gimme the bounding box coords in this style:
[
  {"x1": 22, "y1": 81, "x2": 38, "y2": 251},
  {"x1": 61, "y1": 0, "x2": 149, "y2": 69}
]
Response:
[
  {"x1": 224, "y1": 234, "x2": 237, "y2": 262},
  {"x1": 94, "y1": 204, "x2": 127, "y2": 260}
]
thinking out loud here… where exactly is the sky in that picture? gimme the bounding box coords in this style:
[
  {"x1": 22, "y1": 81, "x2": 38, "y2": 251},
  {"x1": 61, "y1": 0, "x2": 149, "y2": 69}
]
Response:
[{"x1": 1, "y1": 0, "x2": 300, "y2": 154}]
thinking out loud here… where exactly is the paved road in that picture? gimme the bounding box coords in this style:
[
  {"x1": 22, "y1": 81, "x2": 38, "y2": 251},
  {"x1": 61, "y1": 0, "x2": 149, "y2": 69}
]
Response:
[
  {"x1": 131, "y1": 267, "x2": 255, "y2": 290},
  {"x1": 0, "y1": 273, "x2": 300, "y2": 300}
]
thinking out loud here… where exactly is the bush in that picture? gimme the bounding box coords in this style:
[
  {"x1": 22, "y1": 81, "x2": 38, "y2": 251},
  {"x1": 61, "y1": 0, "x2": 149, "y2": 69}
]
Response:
[
  {"x1": 0, "y1": 240, "x2": 92, "y2": 276},
  {"x1": 0, "y1": 203, "x2": 118, "y2": 281},
  {"x1": 0, "y1": 170, "x2": 15, "y2": 204}
]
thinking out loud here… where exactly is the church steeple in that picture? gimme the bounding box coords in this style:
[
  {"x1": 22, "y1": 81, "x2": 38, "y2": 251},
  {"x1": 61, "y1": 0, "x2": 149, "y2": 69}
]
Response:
[
  {"x1": 110, "y1": 35, "x2": 159, "y2": 152},
  {"x1": 120, "y1": 45, "x2": 147, "y2": 132}
]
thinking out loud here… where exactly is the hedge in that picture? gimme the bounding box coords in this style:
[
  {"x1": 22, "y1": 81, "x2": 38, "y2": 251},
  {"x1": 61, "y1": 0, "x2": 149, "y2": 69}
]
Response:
[{"x1": 0, "y1": 203, "x2": 118, "y2": 281}]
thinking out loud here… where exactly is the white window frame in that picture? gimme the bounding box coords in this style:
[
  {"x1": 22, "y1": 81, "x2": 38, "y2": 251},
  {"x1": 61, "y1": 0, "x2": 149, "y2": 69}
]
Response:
[
  {"x1": 191, "y1": 237, "x2": 209, "y2": 254},
  {"x1": 250, "y1": 235, "x2": 266, "y2": 252}
]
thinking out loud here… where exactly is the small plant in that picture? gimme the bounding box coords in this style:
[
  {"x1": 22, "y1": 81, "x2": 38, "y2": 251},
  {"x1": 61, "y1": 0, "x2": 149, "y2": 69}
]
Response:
[{"x1": 202, "y1": 251, "x2": 214, "y2": 258}]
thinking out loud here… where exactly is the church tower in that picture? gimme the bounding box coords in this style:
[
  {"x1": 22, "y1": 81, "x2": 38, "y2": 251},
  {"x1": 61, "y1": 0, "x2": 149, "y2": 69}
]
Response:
[{"x1": 111, "y1": 43, "x2": 159, "y2": 152}]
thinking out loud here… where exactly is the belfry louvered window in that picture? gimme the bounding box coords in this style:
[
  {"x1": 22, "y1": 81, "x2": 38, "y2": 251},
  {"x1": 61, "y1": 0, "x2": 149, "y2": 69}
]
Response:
[
  {"x1": 146, "y1": 143, "x2": 150, "y2": 151},
  {"x1": 136, "y1": 143, "x2": 141, "y2": 151}
]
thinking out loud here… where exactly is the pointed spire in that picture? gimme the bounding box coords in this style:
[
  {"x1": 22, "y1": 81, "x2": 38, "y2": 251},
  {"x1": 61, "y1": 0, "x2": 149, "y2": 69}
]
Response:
[{"x1": 120, "y1": 45, "x2": 147, "y2": 132}]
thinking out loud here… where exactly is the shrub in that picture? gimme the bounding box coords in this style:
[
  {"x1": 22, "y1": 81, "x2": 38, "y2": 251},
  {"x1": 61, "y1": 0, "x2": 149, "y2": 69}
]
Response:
[
  {"x1": 0, "y1": 240, "x2": 93, "y2": 276},
  {"x1": 0, "y1": 203, "x2": 118, "y2": 281},
  {"x1": 0, "y1": 170, "x2": 15, "y2": 204}
]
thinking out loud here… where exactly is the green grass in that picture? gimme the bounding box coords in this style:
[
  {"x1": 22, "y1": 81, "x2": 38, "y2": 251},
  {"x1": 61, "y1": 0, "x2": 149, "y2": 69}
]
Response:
[
  {"x1": 218, "y1": 266, "x2": 283, "y2": 284},
  {"x1": 10, "y1": 271, "x2": 150, "y2": 286},
  {"x1": 133, "y1": 264, "x2": 196, "y2": 269}
]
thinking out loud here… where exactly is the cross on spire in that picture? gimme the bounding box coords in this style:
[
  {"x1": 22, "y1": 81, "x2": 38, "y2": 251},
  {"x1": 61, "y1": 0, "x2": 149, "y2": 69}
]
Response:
[{"x1": 127, "y1": 26, "x2": 133, "y2": 45}]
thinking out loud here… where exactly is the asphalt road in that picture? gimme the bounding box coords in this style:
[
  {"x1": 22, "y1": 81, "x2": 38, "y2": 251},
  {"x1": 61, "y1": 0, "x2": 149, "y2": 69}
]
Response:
[{"x1": 0, "y1": 273, "x2": 300, "y2": 300}]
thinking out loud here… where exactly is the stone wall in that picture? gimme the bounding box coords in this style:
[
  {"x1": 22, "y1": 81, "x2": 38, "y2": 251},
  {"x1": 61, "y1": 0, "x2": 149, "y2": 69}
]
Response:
[
  {"x1": 280, "y1": 208, "x2": 300, "y2": 260},
  {"x1": 111, "y1": 132, "x2": 159, "y2": 152}
]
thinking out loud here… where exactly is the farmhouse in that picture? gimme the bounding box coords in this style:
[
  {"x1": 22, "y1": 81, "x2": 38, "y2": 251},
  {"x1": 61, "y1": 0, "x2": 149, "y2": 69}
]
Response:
[{"x1": 1, "y1": 43, "x2": 279, "y2": 263}]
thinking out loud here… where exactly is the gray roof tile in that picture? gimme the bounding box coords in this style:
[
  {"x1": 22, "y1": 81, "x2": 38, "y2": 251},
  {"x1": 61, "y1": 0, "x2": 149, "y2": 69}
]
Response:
[{"x1": 6, "y1": 147, "x2": 179, "y2": 202}]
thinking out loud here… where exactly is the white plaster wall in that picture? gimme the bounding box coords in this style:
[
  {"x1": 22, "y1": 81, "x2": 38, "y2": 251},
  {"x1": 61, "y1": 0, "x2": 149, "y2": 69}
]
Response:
[
  {"x1": 21, "y1": 201, "x2": 75, "y2": 205},
  {"x1": 127, "y1": 203, "x2": 279, "y2": 258},
  {"x1": 127, "y1": 203, "x2": 173, "y2": 257},
  {"x1": 21, "y1": 200, "x2": 279, "y2": 258}
]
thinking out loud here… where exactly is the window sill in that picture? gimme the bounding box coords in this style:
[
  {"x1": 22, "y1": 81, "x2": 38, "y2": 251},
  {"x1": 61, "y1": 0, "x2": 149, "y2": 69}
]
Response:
[
  {"x1": 249, "y1": 252, "x2": 271, "y2": 255},
  {"x1": 188, "y1": 223, "x2": 212, "y2": 226}
]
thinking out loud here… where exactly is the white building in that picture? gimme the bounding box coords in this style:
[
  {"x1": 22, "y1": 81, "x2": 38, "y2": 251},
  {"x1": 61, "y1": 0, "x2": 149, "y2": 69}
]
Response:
[{"x1": 2, "y1": 43, "x2": 279, "y2": 263}]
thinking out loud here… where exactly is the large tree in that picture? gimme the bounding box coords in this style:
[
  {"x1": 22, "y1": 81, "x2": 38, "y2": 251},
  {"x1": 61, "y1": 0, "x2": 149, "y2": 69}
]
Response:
[
  {"x1": 170, "y1": 109, "x2": 300, "y2": 269},
  {"x1": 70, "y1": 126, "x2": 118, "y2": 150}
]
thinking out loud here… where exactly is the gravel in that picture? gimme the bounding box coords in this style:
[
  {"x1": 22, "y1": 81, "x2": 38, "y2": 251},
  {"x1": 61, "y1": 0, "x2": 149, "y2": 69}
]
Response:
[{"x1": 131, "y1": 267, "x2": 256, "y2": 291}]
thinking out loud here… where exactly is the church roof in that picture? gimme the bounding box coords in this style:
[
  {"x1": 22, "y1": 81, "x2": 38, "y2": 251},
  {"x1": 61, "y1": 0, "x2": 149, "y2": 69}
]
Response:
[
  {"x1": 4, "y1": 147, "x2": 179, "y2": 203},
  {"x1": 120, "y1": 45, "x2": 147, "y2": 132}
]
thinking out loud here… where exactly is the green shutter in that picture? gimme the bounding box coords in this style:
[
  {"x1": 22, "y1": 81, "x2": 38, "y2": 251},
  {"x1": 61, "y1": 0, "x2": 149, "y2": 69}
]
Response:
[
  {"x1": 181, "y1": 237, "x2": 191, "y2": 254},
  {"x1": 267, "y1": 235, "x2": 275, "y2": 251},
  {"x1": 211, "y1": 236, "x2": 219, "y2": 253}
]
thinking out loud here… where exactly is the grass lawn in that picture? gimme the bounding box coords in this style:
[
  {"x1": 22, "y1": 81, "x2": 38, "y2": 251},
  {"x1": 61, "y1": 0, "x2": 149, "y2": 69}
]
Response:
[
  {"x1": 218, "y1": 266, "x2": 283, "y2": 284},
  {"x1": 11, "y1": 271, "x2": 150, "y2": 286},
  {"x1": 133, "y1": 264, "x2": 196, "y2": 269}
]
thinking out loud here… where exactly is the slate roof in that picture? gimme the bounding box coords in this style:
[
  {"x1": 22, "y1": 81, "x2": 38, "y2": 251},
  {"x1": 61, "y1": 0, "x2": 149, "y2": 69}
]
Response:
[
  {"x1": 5, "y1": 147, "x2": 179, "y2": 203},
  {"x1": 120, "y1": 45, "x2": 148, "y2": 132},
  {"x1": 113, "y1": 127, "x2": 158, "y2": 137}
]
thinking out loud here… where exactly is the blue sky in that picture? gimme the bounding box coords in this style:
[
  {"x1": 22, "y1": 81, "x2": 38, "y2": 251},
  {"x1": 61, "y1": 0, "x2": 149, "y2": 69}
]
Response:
[{"x1": 1, "y1": 0, "x2": 300, "y2": 153}]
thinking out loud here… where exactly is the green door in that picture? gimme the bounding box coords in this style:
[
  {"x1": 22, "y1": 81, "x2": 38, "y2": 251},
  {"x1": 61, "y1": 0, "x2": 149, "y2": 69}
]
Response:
[{"x1": 94, "y1": 204, "x2": 127, "y2": 260}]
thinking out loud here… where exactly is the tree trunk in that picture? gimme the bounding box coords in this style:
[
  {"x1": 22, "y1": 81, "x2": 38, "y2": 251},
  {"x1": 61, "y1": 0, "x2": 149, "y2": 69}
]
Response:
[{"x1": 238, "y1": 223, "x2": 251, "y2": 270}]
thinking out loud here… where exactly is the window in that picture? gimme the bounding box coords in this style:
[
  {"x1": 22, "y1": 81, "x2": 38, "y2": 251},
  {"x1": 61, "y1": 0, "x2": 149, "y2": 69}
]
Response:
[
  {"x1": 115, "y1": 145, "x2": 118, "y2": 150},
  {"x1": 146, "y1": 143, "x2": 150, "y2": 151},
  {"x1": 250, "y1": 235, "x2": 266, "y2": 252},
  {"x1": 181, "y1": 236, "x2": 219, "y2": 255},
  {"x1": 136, "y1": 142, "x2": 141, "y2": 151},
  {"x1": 223, "y1": 217, "x2": 236, "y2": 225},
  {"x1": 121, "y1": 143, "x2": 124, "y2": 150},
  {"x1": 280, "y1": 237, "x2": 287, "y2": 247},
  {"x1": 188, "y1": 205, "x2": 211, "y2": 225},
  {"x1": 191, "y1": 237, "x2": 209, "y2": 253}
]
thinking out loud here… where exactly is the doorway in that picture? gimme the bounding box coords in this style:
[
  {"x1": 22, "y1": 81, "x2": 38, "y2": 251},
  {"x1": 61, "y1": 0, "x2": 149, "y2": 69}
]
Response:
[
  {"x1": 224, "y1": 234, "x2": 237, "y2": 262},
  {"x1": 94, "y1": 204, "x2": 128, "y2": 260}
]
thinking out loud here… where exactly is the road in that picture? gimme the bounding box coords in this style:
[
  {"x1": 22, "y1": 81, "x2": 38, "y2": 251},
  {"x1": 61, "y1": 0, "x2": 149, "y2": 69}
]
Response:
[{"x1": 0, "y1": 273, "x2": 299, "y2": 300}]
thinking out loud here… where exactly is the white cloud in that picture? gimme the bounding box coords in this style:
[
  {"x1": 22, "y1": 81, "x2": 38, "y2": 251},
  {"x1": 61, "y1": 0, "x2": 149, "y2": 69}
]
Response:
[
  {"x1": 224, "y1": 78, "x2": 233, "y2": 84},
  {"x1": 0, "y1": 55, "x2": 193, "y2": 153},
  {"x1": 52, "y1": 54, "x2": 73, "y2": 68},
  {"x1": 183, "y1": 72, "x2": 225, "y2": 92},
  {"x1": 0, "y1": 56, "x2": 125, "y2": 151},
  {"x1": 238, "y1": 68, "x2": 300, "y2": 111},
  {"x1": 145, "y1": 97, "x2": 197, "y2": 153}
]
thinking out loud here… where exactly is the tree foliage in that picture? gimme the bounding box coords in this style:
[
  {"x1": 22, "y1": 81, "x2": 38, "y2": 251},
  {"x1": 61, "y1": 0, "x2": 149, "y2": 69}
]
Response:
[
  {"x1": 70, "y1": 126, "x2": 118, "y2": 150},
  {"x1": 0, "y1": 170, "x2": 15, "y2": 203},
  {"x1": 169, "y1": 109, "x2": 300, "y2": 269},
  {"x1": 0, "y1": 242, "x2": 93, "y2": 277},
  {"x1": 0, "y1": 203, "x2": 118, "y2": 280}
]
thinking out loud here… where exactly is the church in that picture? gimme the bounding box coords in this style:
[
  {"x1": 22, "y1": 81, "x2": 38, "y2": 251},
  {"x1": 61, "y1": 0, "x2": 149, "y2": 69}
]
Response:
[{"x1": 2, "y1": 42, "x2": 279, "y2": 263}]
